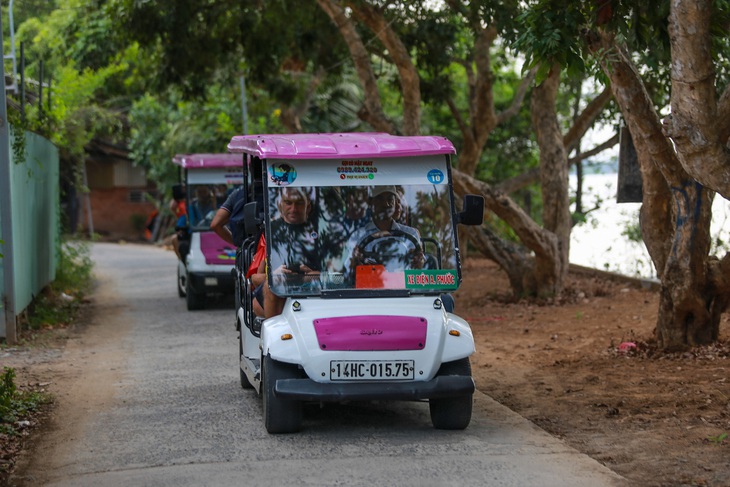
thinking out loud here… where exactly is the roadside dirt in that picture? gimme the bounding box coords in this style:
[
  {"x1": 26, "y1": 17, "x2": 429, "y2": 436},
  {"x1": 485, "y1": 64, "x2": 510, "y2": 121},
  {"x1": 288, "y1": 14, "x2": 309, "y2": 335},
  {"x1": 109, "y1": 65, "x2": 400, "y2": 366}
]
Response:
[
  {"x1": 459, "y1": 258, "x2": 730, "y2": 487},
  {"x1": 2, "y1": 256, "x2": 729, "y2": 486}
]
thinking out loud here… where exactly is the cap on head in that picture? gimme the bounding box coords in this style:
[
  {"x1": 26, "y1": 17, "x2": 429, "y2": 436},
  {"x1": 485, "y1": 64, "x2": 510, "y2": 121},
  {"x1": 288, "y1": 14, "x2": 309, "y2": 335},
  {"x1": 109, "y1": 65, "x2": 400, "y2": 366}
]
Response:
[{"x1": 370, "y1": 185, "x2": 397, "y2": 199}]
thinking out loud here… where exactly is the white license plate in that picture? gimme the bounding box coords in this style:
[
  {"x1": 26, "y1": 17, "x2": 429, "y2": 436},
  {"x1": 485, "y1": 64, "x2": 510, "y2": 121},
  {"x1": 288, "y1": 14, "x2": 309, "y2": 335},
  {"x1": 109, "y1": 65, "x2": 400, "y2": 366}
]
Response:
[
  {"x1": 330, "y1": 360, "x2": 414, "y2": 381},
  {"x1": 204, "y1": 277, "x2": 218, "y2": 286}
]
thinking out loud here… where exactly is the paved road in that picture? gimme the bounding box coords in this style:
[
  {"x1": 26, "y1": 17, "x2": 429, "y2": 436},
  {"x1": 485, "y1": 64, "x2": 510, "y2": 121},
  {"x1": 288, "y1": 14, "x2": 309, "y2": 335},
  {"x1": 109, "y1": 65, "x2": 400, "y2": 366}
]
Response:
[{"x1": 13, "y1": 243, "x2": 627, "y2": 487}]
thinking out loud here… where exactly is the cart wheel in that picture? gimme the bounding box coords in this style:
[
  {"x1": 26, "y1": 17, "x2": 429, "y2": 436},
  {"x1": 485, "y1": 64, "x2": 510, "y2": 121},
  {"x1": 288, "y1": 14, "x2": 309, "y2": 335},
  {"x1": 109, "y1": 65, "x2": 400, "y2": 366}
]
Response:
[
  {"x1": 239, "y1": 329, "x2": 253, "y2": 389},
  {"x1": 185, "y1": 278, "x2": 205, "y2": 310},
  {"x1": 429, "y1": 358, "x2": 473, "y2": 430},
  {"x1": 262, "y1": 354, "x2": 302, "y2": 434},
  {"x1": 177, "y1": 267, "x2": 186, "y2": 297}
]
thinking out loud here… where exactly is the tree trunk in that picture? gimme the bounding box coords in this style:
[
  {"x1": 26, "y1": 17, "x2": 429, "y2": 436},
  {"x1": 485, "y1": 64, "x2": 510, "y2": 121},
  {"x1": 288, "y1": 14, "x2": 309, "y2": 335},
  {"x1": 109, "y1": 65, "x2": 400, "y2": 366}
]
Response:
[
  {"x1": 531, "y1": 65, "x2": 571, "y2": 296},
  {"x1": 466, "y1": 226, "x2": 536, "y2": 297},
  {"x1": 656, "y1": 183, "x2": 717, "y2": 350},
  {"x1": 348, "y1": 2, "x2": 420, "y2": 135},
  {"x1": 584, "y1": 28, "x2": 730, "y2": 351},
  {"x1": 664, "y1": 0, "x2": 730, "y2": 200},
  {"x1": 316, "y1": 0, "x2": 397, "y2": 134},
  {"x1": 453, "y1": 169, "x2": 559, "y2": 297}
]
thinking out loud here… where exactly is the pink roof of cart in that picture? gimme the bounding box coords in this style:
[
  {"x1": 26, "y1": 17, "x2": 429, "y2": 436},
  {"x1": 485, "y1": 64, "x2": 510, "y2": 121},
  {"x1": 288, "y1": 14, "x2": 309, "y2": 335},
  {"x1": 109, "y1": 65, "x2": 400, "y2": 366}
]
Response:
[
  {"x1": 172, "y1": 153, "x2": 242, "y2": 169},
  {"x1": 227, "y1": 133, "x2": 456, "y2": 159}
]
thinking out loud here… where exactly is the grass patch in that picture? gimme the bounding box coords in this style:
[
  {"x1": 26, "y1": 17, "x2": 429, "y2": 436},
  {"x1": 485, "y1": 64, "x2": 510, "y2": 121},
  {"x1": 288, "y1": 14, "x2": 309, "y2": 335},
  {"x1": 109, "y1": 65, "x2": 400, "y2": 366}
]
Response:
[
  {"x1": 0, "y1": 239, "x2": 92, "y2": 480},
  {"x1": 0, "y1": 368, "x2": 50, "y2": 436},
  {"x1": 20, "y1": 240, "x2": 94, "y2": 334},
  {"x1": 0, "y1": 367, "x2": 52, "y2": 478}
]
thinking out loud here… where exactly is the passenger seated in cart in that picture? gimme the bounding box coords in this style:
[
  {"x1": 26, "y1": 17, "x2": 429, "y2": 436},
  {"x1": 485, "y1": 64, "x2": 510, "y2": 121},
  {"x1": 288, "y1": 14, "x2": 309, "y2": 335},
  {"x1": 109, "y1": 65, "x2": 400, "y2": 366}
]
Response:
[
  {"x1": 264, "y1": 186, "x2": 320, "y2": 318},
  {"x1": 344, "y1": 185, "x2": 425, "y2": 281},
  {"x1": 248, "y1": 235, "x2": 267, "y2": 318},
  {"x1": 268, "y1": 186, "x2": 320, "y2": 276}
]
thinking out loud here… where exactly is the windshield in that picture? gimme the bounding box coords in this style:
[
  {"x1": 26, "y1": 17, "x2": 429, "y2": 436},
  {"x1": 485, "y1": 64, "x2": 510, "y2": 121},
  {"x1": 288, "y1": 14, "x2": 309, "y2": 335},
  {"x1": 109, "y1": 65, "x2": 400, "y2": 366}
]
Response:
[
  {"x1": 185, "y1": 169, "x2": 243, "y2": 231},
  {"x1": 265, "y1": 156, "x2": 460, "y2": 296}
]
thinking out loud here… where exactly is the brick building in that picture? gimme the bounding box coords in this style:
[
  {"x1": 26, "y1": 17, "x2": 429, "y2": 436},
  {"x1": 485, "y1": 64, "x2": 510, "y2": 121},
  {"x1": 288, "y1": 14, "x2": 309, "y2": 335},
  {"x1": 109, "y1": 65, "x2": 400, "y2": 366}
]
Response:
[{"x1": 77, "y1": 139, "x2": 159, "y2": 240}]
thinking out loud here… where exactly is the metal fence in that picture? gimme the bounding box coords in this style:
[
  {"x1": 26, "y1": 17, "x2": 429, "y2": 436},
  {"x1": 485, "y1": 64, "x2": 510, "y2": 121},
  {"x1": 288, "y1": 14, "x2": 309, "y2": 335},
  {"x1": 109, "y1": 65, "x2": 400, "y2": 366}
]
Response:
[{"x1": 0, "y1": 127, "x2": 59, "y2": 340}]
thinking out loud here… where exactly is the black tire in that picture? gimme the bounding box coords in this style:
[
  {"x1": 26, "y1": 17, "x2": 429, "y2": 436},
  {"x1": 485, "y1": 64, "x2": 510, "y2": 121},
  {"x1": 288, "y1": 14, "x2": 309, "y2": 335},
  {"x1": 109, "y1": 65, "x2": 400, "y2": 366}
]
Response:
[
  {"x1": 429, "y1": 358, "x2": 473, "y2": 430},
  {"x1": 177, "y1": 267, "x2": 186, "y2": 297},
  {"x1": 262, "y1": 354, "x2": 302, "y2": 434},
  {"x1": 239, "y1": 329, "x2": 253, "y2": 389},
  {"x1": 185, "y1": 277, "x2": 205, "y2": 311}
]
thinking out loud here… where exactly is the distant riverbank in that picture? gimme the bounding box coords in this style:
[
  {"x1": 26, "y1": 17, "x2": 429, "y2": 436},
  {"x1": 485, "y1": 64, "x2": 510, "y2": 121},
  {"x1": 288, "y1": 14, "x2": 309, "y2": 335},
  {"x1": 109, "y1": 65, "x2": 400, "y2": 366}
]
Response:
[{"x1": 569, "y1": 173, "x2": 730, "y2": 279}]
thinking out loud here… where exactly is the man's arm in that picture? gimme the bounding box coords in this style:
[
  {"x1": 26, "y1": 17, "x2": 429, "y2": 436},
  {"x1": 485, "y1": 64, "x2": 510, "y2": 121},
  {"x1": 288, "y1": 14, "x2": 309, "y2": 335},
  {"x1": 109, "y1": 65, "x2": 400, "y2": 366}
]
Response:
[{"x1": 210, "y1": 207, "x2": 234, "y2": 245}]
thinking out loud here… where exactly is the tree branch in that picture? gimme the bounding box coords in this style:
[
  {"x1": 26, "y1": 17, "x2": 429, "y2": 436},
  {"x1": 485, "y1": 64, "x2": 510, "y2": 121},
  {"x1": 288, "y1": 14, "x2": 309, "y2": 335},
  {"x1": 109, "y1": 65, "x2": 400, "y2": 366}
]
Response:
[
  {"x1": 718, "y1": 85, "x2": 730, "y2": 147},
  {"x1": 496, "y1": 66, "x2": 537, "y2": 125},
  {"x1": 568, "y1": 133, "x2": 619, "y2": 165},
  {"x1": 563, "y1": 86, "x2": 613, "y2": 153},
  {"x1": 495, "y1": 133, "x2": 619, "y2": 195},
  {"x1": 316, "y1": 0, "x2": 397, "y2": 134},
  {"x1": 348, "y1": 1, "x2": 420, "y2": 135},
  {"x1": 452, "y1": 169, "x2": 559, "y2": 261}
]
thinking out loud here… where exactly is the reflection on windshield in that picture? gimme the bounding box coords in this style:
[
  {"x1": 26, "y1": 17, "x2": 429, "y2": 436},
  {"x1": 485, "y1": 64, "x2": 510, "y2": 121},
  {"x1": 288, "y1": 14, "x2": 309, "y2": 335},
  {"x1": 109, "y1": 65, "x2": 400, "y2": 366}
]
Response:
[
  {"x1": 187, "y1": 184, "x2": 236, "y2": 230},
  {"x1": 267, "y1": 184, "x2": 458, "y2": 295}
]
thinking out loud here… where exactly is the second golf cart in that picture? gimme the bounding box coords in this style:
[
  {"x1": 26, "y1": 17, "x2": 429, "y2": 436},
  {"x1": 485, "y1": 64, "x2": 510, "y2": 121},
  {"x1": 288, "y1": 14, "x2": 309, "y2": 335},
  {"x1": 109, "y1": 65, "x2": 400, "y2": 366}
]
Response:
[{"x1": 172, "y1": 153, "x2": 243, "y2": 310}]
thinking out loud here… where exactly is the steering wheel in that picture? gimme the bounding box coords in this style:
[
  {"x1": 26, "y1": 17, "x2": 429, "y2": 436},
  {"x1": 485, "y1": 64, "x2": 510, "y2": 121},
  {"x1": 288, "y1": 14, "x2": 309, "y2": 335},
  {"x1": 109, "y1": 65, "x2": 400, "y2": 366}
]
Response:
[{"x1": 356, "y1": 229, "x2": 422, "y2": 268}]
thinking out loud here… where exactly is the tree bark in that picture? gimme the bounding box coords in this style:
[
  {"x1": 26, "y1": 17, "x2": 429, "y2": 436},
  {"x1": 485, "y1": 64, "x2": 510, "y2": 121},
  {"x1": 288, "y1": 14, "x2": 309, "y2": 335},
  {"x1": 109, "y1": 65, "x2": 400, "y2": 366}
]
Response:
[
  {"x1": 584, "y1": 28, "x2": 728, "y2": 351},
  {"x1": 280, "y1": 66, "x2": 327, "y2": 133},
  {"x1": 531, "y1": 65, "x2": 571, "y2": 295},
  {"x1": 664, "y1": 0, "x2": 730, "y2": 201},
  {"x1": 316, "y1": 0, "x2": 397, "y2": 134},
  {"x1": 348, "y1": 2, "x2": 420, "y2": 135},
  {"x1": 453, "y1": 168, "x2": 559, "y2": 297}
]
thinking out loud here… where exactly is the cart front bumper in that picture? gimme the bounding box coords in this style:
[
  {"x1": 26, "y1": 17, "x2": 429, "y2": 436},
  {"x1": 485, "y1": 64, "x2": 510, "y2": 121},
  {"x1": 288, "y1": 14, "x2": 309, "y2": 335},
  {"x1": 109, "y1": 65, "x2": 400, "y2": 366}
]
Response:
[{"x1": 274, "y1": 375, "x2": 475, "y2": 402}]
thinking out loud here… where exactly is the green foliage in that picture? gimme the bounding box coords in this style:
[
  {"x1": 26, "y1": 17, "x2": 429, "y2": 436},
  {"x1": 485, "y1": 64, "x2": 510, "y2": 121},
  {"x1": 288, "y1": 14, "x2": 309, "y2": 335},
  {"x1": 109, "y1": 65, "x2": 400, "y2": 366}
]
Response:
[
  {"x1": 513, "y1": 1, "x2": 587, "y2": 81},
  {"x1": 621, "y1": 219, "x2": 643, "y2": 243},
  {"x1": 707, "y1": 432, "x2": 728, "y2": 445},
  {"x1": 128, "y1": 81, "x2": 285, "y2": 194},
  {"x1": 0, "y1": 367, "x2": 49, "y2": 437},
  {"x1": 49, "y1": 62, "x2": 126, "y2": 157}
]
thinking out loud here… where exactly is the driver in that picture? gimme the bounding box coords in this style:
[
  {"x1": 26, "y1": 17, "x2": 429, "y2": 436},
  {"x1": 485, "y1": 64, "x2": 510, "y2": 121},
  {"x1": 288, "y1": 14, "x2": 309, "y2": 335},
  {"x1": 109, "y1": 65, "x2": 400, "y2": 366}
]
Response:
[
  {"x1": 188, "y1": 186, "x2": 216, "y2": 226},
  {"x1": 344, "y1": 185, "x2": 425, "y2": 280}
]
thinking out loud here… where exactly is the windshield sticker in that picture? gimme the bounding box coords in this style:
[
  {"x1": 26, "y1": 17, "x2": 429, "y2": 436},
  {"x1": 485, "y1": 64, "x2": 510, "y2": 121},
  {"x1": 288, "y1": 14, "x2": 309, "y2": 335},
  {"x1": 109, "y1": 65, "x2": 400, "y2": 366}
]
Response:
[
  {"x1": 427, "y1": 169, "x2": 445, "y2": 184},
  {"x1": 404, "y1": 269, "x2": 458, "y2": 290},
  {"x1": 266, "y1": 156, "x2": 448, "y2": 187},
  {"x1": 269, "y1": 163, "x2": 298, "y2": 186},
  {"x1": 338, "y1": 160, "x2": 378, "y2": 181}
]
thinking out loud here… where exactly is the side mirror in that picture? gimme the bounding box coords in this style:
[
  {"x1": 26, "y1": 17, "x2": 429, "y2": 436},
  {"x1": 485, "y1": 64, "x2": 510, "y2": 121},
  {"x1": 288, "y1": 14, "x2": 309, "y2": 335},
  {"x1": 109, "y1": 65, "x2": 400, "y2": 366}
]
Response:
[
  {"x1": 243, "y1": 201, "x2": 263, "y2": 236},
  {"x1": 456, "y1": 194, "x2": 484, "y2": 226}
]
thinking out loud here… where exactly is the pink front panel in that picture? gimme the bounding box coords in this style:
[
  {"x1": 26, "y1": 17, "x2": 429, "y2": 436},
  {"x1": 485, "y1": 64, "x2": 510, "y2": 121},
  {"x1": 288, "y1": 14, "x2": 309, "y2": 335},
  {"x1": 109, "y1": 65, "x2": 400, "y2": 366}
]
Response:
[
  {"x1": 199, "y1": 232, "x2": 236, "y2": 265},
  {"x1": 313, "y1": 315, "x2": 427, "y2": 351}
]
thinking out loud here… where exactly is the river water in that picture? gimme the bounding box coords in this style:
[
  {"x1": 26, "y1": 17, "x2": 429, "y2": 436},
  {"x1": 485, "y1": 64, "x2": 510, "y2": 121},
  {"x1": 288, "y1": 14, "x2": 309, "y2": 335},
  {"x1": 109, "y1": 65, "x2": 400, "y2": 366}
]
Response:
[{"x1": 569, "y1": 173, "x2": 730, "y2": 279}]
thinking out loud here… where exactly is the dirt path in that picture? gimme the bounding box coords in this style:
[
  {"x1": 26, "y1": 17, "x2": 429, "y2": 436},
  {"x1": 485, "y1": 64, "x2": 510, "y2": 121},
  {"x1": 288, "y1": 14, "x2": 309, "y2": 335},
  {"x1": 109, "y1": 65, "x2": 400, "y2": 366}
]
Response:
[
  {"x1": 6, "y1": 273, "x2": 133, "y2": 486},
  {"x1": 459, "y1": 258, "x2": 730, "y2": 487}
]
